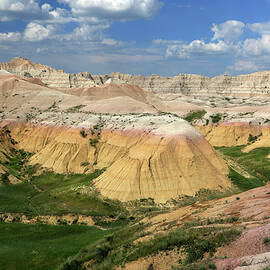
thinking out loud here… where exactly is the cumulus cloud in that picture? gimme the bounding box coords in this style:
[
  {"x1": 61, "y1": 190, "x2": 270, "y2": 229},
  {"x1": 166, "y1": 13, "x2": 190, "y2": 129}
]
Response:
[
  {"x1": 0, "y1": 0, "x2": 47, "y2": 21},
  {"x1": 166, "y1": 40, "x2": 231, "y2": 59},
  {"x1": 212, "y1": 20, "x2": 245, "y2": 42},
  {"x1": 0, "y1": 32, "x2": 21, "y2": 41},
  {"x1": 58, "y1": 0, "x2": 163, "y2": 21},
  {"x1": 0, "y1": 0, "x2": 73, "y2": 23},
  {"x1": 248, "y1": 22, "x2": 270, "y2": 35},
  {"x1": 159, "y1": 20, "x2": 245, "y2": 59},
  {"x1": 243, "y1": 35, "x2": 270, "y2": 56},
  {"x1": 24, "y1": 22, "x2": 55, "y2": 41}
]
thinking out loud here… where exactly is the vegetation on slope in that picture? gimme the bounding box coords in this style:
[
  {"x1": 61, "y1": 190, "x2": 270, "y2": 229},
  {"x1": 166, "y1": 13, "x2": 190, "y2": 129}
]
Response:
[
  {"x1": 228, "y1": 168, "x2": 263, "y2": 191},
  {"x1": 0, "y1": 171, "x2": 127, "y2": 219},
  {"x1": 216, "y1": 146, "x2": 270, "y2": 183},
  {"x1": 0, "y1": 223, "x2": 109, "y2": 270},
  {"x1": 184, "y1": 110, "x2": 206, "y2": 122},
  {"x1": 60, "y1": 224, "x2": 241, "y2": 270},
  {"x1": 1, "y1": 132, "x2": 266, "y2": 270}
]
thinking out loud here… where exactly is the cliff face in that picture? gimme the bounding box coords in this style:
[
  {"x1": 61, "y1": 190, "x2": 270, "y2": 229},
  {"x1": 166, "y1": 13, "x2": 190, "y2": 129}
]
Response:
[
  {"x1": 3, "y1": 117, "x2": 230, "y2": 203},
  {"x1": 2, "y1": 57, "x2": 270, "y2": 97},
  {"x1": 196, "y1": 123, "x2": 268, "y2": 147},
  {"x1": 0, "y1": 57, "x2": 95, "y2": 88},
  {"x1": 98, "y1": 71, "x2": 270, "y2": 96}
]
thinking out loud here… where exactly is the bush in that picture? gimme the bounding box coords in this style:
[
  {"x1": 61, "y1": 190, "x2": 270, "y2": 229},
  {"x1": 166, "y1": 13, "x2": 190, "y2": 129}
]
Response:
[
  {"x1": 80, "y1": 130, "x2": 87, "y2": 138},
  {"x1": 90, "y1": 138, "x2": 99, "y2": 147},
  {"x1": 210, "y1": 114, "x2": 222, "y2": 123},
  {"x1": 248, "y1": 133, "x2": 262, "y2": 142},
  {"x1": 263, "y1": 237, "x2": 270, "y2": 245}
]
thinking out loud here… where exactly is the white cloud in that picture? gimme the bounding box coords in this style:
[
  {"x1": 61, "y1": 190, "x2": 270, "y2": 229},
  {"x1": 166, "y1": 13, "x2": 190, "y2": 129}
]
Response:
[
  {"x1": 243, "y1": 35, "x2": 270, "y2": 56},
  {"x1": 58, "y1": 0, "x2": 163, "y2": 21},
  {"x1": 166, "y1": 40, "x2": 232, "y2": 59},
  {"x1": 41, "y1": 3, "x2": 52, "y2": 13},
  {"x1": 212, "y1": 20, "x2": 245, "y2": 42},
  {"x1": 0, "y1": 0, "x2": 44, "y2": 21},
  {"x1": 248, "y1": 22, "x2": 270, "y2": 35},
  {"x1": 0, "y1": 32, "x2": 21, "y2": 41},
  {"x1": 227, "y1": 60, "x2": 259, "y2": 73},
  {"x1": 158, "y1": 20, "x2": 245, "y2": 59},
  {"x1": 0, "y1": 0, "x2": 73, "y2": 23},
  {"x1": 24, "y1": 22, "x2": 55, "y2": 41},
  {"x1": 71, "y1": 24, "x2": 110, "y2": 41},
  {"x1": 0, "y1": 0, "x2": 39, "y2": 12}
]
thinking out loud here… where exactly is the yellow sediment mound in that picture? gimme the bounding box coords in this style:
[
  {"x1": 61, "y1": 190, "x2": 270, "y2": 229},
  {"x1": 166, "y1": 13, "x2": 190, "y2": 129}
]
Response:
[
  {"x1": 5, "y1": 120, "x2": 231, "y2": 203},
  {"x1": 196, "y1": 122, "x2": 267, "y2": 147},
  {"x1": 94, "y1": 129, "x2": 230, "y2": 202}
]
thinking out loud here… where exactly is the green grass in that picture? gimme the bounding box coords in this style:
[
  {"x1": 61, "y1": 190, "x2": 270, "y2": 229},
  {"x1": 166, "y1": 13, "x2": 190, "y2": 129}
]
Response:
[
  {"x1": 61, "y1": 225, "x2": 241, "y2": 270},
  {"x1": 0, "y1": 183, "x2": 38, "y2": 214},
  {"x1": 184, "y1": 110, "x2": 206, "y2": 123},
  {"x1": 0, "y1": 170, "x2": 127, "y2": 218},
  {"x1": 0, "y1": 223, "x2": 109, "y2": 270},
  {"x1": 216, "y1": 146, "x2": 270, "y2": 182},
  {"x1": 228, "y1": 168, "x2": 264, "y2": 191},
  {"x1": 0, "y1": 148, "x2": 38, "y2": 181}
]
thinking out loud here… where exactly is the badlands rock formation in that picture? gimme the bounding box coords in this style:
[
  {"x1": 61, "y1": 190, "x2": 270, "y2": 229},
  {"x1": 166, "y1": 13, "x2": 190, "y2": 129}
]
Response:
[
  {"x1": 0, "y1": 70, "x2": 232, "y2": 202},
  {"x1": 101, "y1": 71, "x2": 270, "y2": 96},
  {"x1": 2, "y1": 57, "x2": 270, "y2": 97},
  {"x1": 0, "y1": 57, "x2": 96, "y2": 88},
  {"x1": 3, "y1": 114, "x2": 230, "y2": 203}
]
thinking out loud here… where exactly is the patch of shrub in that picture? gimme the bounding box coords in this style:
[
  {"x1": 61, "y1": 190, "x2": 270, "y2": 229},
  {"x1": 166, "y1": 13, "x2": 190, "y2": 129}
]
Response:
[
  {"x1": 90, "y1": 138, "x2": 99, "y2": 147},
  {"x1": 248, "y1": 133, "x2": 262, "y2": 142},
  {"x1": 210, "y1": 113, "x2": 222, "y2": 123},
  {"x1": 184, "y1": 110, "x2": 206, "y2": 123},
  {"x1": 80, "y1": 130, "x2": 87, "y2": 138},
  {"x1": 263, "y1": 237, "x2": 270, "y2": 245}
]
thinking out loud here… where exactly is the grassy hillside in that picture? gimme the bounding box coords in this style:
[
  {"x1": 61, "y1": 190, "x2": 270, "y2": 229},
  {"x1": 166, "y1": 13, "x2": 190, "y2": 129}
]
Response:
[{"x1": 0, "y1": 223, "x2": 109, "y2": 270}]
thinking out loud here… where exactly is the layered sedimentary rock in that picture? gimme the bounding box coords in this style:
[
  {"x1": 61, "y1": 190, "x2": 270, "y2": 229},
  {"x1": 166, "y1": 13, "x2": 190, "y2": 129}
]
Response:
[
  {"x1": 196, "y1": 123, "x2": 268, "y2": 147},
  {"x1": 97, "y1": 71, "x2": 270, "y2": 96},
  {"x1": 0, "y1": 73, "x2": 159, "y2": 115},
  {"x1": 3, "y1": 116, "x2": 230, "y2": 202},
  {"x1": 2, "y1": 57, "x2": 270, "y2": 97},
  {"x1": 0, "y1": 126, "x2": 16, "y2": 173},
  {"x1": 0, "y1": 57, "x2": 95, "y2": 88}
]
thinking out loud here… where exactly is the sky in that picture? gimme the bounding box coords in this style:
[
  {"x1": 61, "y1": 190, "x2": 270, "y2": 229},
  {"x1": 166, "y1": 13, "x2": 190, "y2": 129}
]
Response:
[{"x1": 1, "y1": 0, "x2": 270, "y2": 77}]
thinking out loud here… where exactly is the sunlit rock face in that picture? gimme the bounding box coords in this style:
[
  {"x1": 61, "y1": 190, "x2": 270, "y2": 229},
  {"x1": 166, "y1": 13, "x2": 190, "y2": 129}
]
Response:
[{"x1": 3, "y1": 116, "x2": 230, "y2": 203}]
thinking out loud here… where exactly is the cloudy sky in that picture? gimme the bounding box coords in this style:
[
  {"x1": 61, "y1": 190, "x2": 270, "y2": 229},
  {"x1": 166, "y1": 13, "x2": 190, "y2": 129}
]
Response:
[{"x1": 1, "y1": 0, "x2": 270, "y2": 77}]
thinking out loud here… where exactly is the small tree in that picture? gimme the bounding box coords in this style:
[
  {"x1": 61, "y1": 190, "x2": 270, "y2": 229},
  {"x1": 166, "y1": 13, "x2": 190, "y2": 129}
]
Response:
[{"x1": 80, "y1": 129, "x2": 87, "y2": 138}]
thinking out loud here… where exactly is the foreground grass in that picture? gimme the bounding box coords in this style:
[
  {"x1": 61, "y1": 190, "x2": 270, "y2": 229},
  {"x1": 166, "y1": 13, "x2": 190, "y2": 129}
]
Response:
[
  {"x1": 0, "y1": 223, "x2": 109, "y2": 270},
  {"x1": 61, "y1": 225, "x2": 241, "y2": 270}
]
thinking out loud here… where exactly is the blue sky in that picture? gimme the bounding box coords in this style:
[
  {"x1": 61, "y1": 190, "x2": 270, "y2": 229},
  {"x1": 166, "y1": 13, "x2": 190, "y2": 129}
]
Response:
[{"x1": 1, "y1": 0, "x2": 270, "y2": 76}]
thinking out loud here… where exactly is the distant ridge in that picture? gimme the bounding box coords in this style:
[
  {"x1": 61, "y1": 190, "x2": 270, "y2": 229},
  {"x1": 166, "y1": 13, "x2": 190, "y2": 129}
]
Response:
[{"x1": 1, "y1": 57, "x2": 270, "y2": 97}]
